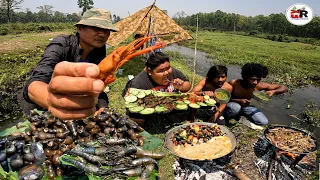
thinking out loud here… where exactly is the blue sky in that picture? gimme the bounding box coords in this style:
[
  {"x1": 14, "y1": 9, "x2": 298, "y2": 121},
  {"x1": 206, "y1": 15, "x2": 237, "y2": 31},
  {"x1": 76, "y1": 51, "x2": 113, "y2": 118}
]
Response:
[{"x1": 21, "y1": 0, "x2": 319, "y2": 18}]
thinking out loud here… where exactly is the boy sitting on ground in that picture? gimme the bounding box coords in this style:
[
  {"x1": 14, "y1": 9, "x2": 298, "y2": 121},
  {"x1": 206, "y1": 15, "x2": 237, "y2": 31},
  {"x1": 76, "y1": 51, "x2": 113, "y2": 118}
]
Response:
[
  {"x1": 225, "y1": 63, "x2": 288, "y2": 125},
  {"x1": 188, "y1": 65, "x2": 232, "y2": 124}
]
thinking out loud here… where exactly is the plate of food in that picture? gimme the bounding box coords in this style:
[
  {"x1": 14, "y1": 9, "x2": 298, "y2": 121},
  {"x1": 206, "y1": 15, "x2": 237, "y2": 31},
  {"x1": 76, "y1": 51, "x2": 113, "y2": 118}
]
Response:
[
  {"x1": 124, "y1": 89, "x2": 218, "y2": 115},
  {"x1": 164, "y1": 122, "x2": 236, "y2": 161},
  {"x1": 252, "y1": 91, "x2": 271, "y2": 103},
  {"x1": 214, "y1": 88, "x2": 231, "y2": 104}
]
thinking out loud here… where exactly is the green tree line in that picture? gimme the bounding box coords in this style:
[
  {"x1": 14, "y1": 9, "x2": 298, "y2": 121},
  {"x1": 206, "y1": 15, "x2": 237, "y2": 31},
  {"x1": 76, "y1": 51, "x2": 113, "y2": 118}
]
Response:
[
  {"x1": 0, "y1": 7, "x2": 81, "y2": 23},
  {"x1": 173, "y1": 10, "x2": 320, "y2": 38}
]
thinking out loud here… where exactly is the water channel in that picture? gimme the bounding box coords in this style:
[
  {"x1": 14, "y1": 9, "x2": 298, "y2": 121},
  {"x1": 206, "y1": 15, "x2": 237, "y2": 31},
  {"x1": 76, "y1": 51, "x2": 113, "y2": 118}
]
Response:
[{"x1": 164, "y1": 44, "x2": 320, "y2": 139}]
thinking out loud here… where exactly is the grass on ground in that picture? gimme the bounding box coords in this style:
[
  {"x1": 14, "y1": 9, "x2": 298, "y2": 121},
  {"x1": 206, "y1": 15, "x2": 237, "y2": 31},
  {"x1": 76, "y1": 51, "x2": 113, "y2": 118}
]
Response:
[{"x1": 0, "y1": 30, "x2": 73, "y2": 85}]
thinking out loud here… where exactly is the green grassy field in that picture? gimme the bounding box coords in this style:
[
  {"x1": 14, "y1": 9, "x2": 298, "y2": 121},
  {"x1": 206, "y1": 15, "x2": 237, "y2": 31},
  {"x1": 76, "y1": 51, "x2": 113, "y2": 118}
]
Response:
[
  {"x1": 0, "y1": 31, "x2": 74, "y2": 85},
  {"x1": 181, "y1": 31, "x2": 320, "y2": 89}
]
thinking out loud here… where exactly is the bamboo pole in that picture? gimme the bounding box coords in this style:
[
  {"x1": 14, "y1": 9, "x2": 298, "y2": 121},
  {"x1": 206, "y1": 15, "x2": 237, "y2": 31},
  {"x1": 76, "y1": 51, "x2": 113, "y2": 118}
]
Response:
[{"x1": 191, "y1": 15, "x2": 199, "y2": 89}]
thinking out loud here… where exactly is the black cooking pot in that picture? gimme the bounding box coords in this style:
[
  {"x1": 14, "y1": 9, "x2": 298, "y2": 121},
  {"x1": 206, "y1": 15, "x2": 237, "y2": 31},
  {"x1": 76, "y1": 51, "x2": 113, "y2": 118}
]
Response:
[{"x1": 264, "y1": 125, "x2": 317, "y2": 154}]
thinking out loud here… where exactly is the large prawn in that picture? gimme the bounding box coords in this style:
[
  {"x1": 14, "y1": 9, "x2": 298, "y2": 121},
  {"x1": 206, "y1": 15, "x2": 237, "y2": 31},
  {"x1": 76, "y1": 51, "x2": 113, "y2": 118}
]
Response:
[{"x1": 98, "y1": 36, "x2": 166, "y2": 85}]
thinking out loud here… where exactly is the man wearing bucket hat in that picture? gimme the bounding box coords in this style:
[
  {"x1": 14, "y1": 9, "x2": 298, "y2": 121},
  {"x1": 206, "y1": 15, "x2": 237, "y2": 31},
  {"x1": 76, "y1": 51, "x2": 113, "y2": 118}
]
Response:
[{"x1": 18, "y1": 8, "x2": 118, "y2": 120}]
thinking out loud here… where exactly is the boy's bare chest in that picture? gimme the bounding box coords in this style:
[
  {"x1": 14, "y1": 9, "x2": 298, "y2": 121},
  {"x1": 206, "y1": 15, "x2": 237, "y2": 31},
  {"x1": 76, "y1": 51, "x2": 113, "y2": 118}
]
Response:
[{"x1": 232, "y1": 84, "x2": 254, "y2": 99}]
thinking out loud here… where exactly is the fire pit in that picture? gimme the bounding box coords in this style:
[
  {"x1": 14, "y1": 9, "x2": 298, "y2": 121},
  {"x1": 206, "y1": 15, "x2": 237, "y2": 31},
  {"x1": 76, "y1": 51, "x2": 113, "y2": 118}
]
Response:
[
  {"x1": 173, "y1": 155, "x2": 236, "y2": 180},
  {"x1": 165, "y1": 123, "x2": 249, "y2": 180},
  {"x1": 254, "y1": 126, "x2": 317, "y2": 180}
]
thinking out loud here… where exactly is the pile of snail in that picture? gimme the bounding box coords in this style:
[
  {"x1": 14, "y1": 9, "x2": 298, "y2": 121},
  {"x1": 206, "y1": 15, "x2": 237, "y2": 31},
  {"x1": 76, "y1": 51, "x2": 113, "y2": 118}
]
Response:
[
  {"x1": 0, "y1": 108, "x2": 164, "y2": 180},
  {"x1": 0, "y1": 136, "x2": 45, "y2": 179}
]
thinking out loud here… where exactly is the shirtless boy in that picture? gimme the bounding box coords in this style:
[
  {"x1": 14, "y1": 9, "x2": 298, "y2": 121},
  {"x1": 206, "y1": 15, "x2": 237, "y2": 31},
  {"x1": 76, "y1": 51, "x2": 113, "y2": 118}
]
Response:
[
  {"x1": 225, "y1": 63, "x2": 288, "y2": 125},
  {"x1": 188, "y1": 65, "x2": 232, "y2": 123}
]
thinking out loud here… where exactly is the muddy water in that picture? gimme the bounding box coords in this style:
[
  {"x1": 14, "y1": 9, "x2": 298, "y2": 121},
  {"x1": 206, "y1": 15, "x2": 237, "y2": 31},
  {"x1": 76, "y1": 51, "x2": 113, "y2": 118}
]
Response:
[{"x1": 164, "y1": 44, "x2": 320, "y2": 138}]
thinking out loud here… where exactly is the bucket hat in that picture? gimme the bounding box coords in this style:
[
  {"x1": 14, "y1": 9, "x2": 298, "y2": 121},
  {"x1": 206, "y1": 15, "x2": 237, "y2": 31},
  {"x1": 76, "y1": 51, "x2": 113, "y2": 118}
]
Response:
[{"x1": 76, "y1": 8, "x2": 118, "y2": 32}]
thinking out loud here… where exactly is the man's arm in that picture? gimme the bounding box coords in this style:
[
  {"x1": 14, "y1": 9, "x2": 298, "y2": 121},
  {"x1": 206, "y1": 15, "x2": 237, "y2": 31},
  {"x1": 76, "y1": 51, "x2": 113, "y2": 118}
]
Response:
[
  {"x1": 192, "y1": 78, "x2": 206, "y2": 92},
  {"x1": 258, "y1": 82, "x2": 288, "y2": 97},
  {"x1": 228, "y1": 79, "x2": 238, "y2": 102},
  {"x1": 23, "y1": 38, "x2": 65, "y2": 108},
  {"x1": 28, "y1": 81, "x2": 49, "y2": 109}
]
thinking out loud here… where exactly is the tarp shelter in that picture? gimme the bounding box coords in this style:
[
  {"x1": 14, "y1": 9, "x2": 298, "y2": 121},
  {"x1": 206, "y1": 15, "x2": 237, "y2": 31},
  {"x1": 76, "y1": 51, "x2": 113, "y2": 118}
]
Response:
[{"x1": 106, "y1": 4, "x2": 193, "y2": 46}]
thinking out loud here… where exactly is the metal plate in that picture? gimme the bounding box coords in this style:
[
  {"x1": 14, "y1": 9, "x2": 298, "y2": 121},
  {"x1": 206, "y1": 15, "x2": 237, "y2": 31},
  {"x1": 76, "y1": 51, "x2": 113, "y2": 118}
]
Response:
[
  {"x1": 264, "y1": 125, "x2": 317, "y2": 154},
  {"x1": 164, "y1": 122, "x2": 237, "y2": 161}
]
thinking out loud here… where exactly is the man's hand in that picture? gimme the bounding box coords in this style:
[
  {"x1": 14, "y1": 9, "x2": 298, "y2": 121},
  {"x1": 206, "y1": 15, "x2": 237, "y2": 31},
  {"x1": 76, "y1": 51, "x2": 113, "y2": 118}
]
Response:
[
  {"x1": 239, "y1": 99, "x2": 251, "y2": 106},
  {"x1": 48, "y1": 61, "x2": 105, "y2": 120},
  {"x1": 265, "y1": 90, "x2": 276, "y2": 97},
  {"x1": 202, "y1": 91, "x2": 214, "y2": 97},
  {"x1": 172, "y1": 78, "x2": 184, "y2": 90}
]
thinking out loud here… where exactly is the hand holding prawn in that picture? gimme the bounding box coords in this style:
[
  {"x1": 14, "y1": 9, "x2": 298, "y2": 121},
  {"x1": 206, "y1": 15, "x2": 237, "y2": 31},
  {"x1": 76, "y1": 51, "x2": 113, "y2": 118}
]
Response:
[{"x1": 98, "y1": 36, "x2": 166, "y2": 85}]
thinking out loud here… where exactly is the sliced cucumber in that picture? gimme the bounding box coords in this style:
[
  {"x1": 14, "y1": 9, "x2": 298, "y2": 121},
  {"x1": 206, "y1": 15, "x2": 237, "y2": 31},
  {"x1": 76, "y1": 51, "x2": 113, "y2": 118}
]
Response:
[
  {"x1": 140, "y1": 108, "x2": 155, "y2": 115},
  {"x1": 125, "y1": 103, "x2": 139, "y2": 108},
  {"x1": 204, "y1": 95, "x2": 210, "y2": 100},
  {"x1": 205, "y1": 99, "x2": 217, "y2": 106},
  {"x1": 155, "y1": 105, "x2": 168, "y2": 112},
  {"x1": 189, "y1": 103, "x2": 200, "y2": 109},
  {"x1": 176, "y1": 104, "x2": 188, "y2": 110},
  {"x1": 128, "y1": 88, "x2": 140, "y2": 93},
  {"x1": 125, "y1": 95, "x2": 138, "y2": 103},
  {"x1": 129, "y1": 106, "x2": 144, "y2": 113},
  {"x1": 176, "y1": 100, "x2": 185, "y2": 105},
  {"x1": 144, "y1": 90, "x2": 152, "y2": 95},
  {"x1": 131, "y1": 90, "x2": 140, "y2": 96},
  {"x1": 184, "y1": 100, "x2": 191, "y2": 104},
  {"x1": 197, "y1": 102, "x2": 208, "y2": 106},
  {"x1": 137, "y1": 92, "x2": 146, "y2": 99}
]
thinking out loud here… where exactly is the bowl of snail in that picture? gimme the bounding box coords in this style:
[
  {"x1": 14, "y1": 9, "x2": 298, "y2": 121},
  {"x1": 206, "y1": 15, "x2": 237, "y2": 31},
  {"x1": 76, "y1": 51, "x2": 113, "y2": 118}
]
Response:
[
  {"x1": 252, "y1": 91, "x2": 271, "y2": 103},
  {"x1": 214, "y1": 88, "x2": 231, "y2": 104}
]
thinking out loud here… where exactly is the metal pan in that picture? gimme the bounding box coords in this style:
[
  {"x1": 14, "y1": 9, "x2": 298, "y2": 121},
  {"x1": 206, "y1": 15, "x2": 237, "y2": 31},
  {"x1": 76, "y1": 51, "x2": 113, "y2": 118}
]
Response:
[
  {"x1": 264, "y1": 125, "x2": 317, "y2": 154},
  {"x1": 164, "y1": 122, "x2": 237, "y2": 161}
]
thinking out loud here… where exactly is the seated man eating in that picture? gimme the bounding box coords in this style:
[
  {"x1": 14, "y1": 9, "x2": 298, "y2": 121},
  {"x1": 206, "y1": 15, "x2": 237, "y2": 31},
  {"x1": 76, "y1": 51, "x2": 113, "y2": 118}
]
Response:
[
  {"x1": 225, "y1": 63, "x2": 288, "y2": 125},
  {"x1": 188, "y1": 65, "x2": 232, "y2": 124},
  {"x1": 122, "y1": 52, "x2": 191, "y2": 127}
]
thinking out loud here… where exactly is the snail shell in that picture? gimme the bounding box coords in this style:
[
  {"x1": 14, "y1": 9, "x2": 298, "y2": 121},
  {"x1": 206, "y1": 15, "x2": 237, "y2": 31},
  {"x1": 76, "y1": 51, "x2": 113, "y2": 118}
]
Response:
[
  {"x1": 6, "y1": 142, "x2": 16, "y2": 155},
  {"x1": 63, "y1": 136, "x2": 73, "y2": 145},
  {"x1": 10, "y1": 155, "x2": 24, "y2": 170},
  {"x1": 18, "y1": 164, "x2": 44, "y2": 180},
  {"x1": 23, "y1": 153, "x2": 35, "y2": 162},
  {"x1": 52, "y1": 154, "x2": 60, "y2": 166},
  {"x1": 0, "y1": 152, "x2": 6, "y2": 162}
]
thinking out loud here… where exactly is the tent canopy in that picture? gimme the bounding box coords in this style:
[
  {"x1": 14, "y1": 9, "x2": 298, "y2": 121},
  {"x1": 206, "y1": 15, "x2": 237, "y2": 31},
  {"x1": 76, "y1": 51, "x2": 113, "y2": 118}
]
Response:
[{"x1": 106, "y1": 4, "x2": 193, "y2": 46}]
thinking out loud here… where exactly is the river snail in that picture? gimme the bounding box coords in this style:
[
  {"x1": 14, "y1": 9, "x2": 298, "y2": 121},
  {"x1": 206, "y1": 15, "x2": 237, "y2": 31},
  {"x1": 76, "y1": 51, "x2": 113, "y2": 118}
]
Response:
[
  {"x1": 18, "y1": 164, "x2": 44, "y2": 180},
  {"x1": 10, "y1": 155, "x2": 24, "y2": 170},
  {"x1": 23, "y1": 153, "x2": 35, "y2": 162},
  {"x1": 6, "y1": 142, "x2": 16, "y2": 155}
]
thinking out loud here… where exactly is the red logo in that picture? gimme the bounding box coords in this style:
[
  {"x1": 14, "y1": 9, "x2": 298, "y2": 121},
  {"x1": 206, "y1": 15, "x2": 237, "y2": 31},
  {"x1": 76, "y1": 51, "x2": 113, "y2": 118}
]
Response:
[
  {"x1": 286, "y1": 4, "x2": 314, "y2": 26},
  {"x1": 290, "y1": 6, "x2": 308, "y2": 19},
  {"x1": 290, "y1": 10, "x2": 301, "y2": 18}
]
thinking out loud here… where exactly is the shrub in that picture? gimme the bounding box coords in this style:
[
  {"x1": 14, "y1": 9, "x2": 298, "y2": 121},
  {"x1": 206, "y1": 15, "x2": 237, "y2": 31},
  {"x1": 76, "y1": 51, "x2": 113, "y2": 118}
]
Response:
[
  {"x1": 0, "y1": 27, "x2": 9, "y2": 35},
  {"x1": 0, "y1": 22, "x2": 74, "y2": 36},
  {"x1": 248, "y1": 30, "x2": 259, "y2": 36}
]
